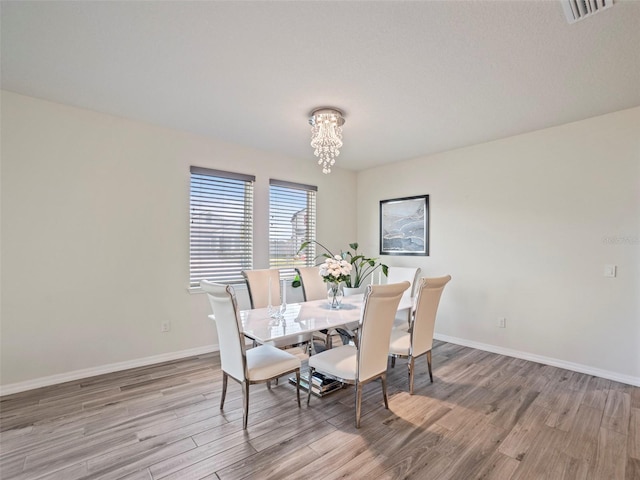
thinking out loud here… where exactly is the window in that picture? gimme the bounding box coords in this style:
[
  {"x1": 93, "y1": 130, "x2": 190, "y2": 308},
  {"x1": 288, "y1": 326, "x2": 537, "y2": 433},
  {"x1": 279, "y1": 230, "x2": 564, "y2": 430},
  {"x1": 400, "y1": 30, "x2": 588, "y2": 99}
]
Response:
[
  {"x1": 189, "y1": 166, "x2": 255, "y2": 287},
  {"x1": 269, "y1": 179, "x2": 317, "y2": 278}
]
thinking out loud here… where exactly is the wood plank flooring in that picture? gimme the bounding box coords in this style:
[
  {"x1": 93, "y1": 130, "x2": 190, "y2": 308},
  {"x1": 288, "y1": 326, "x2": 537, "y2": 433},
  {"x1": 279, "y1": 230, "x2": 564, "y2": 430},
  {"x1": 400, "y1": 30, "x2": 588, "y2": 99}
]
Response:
[{"x1": 1, "y1": 341, "x2": 638, "y2": 479}]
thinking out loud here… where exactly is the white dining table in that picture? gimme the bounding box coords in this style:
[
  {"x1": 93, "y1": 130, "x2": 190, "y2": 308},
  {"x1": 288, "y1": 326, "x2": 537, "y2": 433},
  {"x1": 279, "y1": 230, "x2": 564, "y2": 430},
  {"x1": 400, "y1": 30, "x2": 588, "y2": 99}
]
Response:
[{"x1": 234, "y1": 293, "x2": 414, "y2": 345}]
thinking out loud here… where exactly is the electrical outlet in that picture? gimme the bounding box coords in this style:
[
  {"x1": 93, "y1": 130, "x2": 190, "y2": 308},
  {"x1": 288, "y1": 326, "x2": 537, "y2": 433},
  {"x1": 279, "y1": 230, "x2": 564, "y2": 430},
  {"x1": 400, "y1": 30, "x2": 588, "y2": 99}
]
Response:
[
  {"x1": 604, "y1": 265, "x2": 617, "y2": 278},
  {"x1": 161, "y1": 321, "x2": 171, "y2": 333},
  {"x1": 497, "y1": 317, "x2": 506, "y2": 328}
]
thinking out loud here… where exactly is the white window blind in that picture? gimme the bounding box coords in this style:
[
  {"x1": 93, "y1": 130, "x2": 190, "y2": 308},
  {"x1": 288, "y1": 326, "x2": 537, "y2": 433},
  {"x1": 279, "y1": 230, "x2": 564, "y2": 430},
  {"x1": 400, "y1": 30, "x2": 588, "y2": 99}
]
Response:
[
  {"x1": 269, "y1": 179, "x2": 317, "y2": 278},
  {"x1": 190, "y1": 166, "x2": 255, "y2": 287}
]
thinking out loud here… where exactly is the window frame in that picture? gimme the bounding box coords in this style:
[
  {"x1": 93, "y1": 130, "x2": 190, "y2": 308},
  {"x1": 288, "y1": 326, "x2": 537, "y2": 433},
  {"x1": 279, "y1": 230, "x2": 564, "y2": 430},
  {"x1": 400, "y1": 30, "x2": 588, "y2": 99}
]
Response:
[
  {"x1": 189, "y1": 166, "x2": 255, "y2": 291},
  {"x1": 268, "y1": 179, "x2": 317, "y2": 279}
]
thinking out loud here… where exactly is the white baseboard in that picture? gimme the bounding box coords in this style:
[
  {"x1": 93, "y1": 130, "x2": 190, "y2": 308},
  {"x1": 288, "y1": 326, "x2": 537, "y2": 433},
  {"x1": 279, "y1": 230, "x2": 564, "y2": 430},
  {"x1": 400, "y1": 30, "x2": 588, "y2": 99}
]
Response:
[
  {"x1": 3, "y1": 335, "x2": 638, "y2": 396},
  {"x1": 0, "y1": 345, "x2": 220, "y2": 397},
  {"x1": 434, "y1": 333, "x2": 640, "y2": 387}
]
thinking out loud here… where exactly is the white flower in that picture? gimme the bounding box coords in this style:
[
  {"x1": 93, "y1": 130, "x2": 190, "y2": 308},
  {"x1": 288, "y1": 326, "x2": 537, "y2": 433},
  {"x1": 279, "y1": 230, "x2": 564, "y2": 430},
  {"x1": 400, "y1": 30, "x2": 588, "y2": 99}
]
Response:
[{"x1": 318, "y1": 255, "x2": 352, "y2": 283}]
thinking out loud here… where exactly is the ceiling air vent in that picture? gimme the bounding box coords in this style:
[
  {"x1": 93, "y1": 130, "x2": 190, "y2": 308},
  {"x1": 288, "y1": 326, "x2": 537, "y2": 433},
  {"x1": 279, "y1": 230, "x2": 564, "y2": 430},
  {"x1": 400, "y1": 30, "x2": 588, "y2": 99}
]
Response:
[{"x1": 561, "y1": 0, "x2": 614, "y2": 23}]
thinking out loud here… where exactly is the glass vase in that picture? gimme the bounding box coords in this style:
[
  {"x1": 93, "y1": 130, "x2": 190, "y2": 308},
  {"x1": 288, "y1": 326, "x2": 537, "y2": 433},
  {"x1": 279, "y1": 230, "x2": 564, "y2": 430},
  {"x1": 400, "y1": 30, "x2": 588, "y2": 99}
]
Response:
[{"x1": 327, "y1": 282, "x2": 344, "y2": 309}]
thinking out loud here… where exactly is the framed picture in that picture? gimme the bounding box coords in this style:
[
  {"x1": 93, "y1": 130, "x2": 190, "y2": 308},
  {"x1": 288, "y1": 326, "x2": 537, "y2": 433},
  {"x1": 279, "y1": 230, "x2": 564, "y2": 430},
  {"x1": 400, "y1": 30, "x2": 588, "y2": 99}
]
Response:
[{"x1": 380, "y1": 195, "x2": 429, "y2": 256}]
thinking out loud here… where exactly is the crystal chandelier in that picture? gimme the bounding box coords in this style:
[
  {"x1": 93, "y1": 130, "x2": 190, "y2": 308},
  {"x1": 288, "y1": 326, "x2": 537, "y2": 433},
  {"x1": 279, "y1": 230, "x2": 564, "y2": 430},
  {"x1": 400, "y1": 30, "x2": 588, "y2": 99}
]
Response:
[{"x1": 309, "y1": 108, "x2": 345, "y2": 174}]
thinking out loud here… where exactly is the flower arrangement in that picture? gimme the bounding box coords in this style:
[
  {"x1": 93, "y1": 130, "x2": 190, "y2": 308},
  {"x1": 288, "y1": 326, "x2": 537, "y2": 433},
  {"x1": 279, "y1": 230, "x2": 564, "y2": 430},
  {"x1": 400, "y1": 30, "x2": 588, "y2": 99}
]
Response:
[
  {"x1": 319, "y1": 255, "x2": 352, "y2": 284},
  {"x1": 297, "y1": 240, "x2": 388, "y2": 288}
]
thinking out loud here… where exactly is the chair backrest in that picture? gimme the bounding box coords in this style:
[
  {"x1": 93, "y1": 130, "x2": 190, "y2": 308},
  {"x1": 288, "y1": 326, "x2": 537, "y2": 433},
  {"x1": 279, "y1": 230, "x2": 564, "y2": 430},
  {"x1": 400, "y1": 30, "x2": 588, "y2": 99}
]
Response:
[
  {"x1": 200, "y1": 280, "x2": 247, "y2": 381},
  {"x1": 358, "y1": 281, "x2": 410, "y2": 382},
  {"x1": 242, "y1": 269, "x2": 281, "y2": 308},
  {"x1": 295, "y1": 266, "x2": 326, "y2": 301},
  {"x1": 411, "y1": 275, "x2": 452, "y2": 356},
  {"x1": 387, "y1": 266, "x2": 421, "y2": 298}
]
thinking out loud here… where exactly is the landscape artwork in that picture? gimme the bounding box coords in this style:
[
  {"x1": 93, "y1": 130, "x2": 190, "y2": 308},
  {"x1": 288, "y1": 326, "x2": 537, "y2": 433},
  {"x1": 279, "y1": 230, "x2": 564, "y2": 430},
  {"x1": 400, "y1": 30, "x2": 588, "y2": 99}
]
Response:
[{"x1": 380, "y1": 195, "x2": 429, "y2": 255}]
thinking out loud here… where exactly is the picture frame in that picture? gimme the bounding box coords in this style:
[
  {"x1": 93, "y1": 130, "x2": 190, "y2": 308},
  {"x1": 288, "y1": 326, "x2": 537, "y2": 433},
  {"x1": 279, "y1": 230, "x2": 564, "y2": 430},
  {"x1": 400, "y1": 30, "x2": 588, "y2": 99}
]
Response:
[{"x1": 379, "y1": 195, "x2": 429, "y2": 256}]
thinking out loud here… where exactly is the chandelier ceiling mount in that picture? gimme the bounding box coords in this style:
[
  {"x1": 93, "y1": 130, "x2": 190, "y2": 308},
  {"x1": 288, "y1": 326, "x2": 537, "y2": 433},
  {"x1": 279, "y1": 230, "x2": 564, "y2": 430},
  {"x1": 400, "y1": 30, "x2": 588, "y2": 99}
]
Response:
[{"x1": 309, "y1": 107, "x2": 345, "y2": 174}]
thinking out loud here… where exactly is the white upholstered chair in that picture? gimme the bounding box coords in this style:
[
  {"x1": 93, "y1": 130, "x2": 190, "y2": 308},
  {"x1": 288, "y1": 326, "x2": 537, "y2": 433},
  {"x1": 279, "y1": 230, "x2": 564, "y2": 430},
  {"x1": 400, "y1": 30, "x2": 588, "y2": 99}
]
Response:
[
  {"x1": 387, "y1": 266, "x2": 422, "y2": 298},
  {"x1": 386, "y1": 266, "x2": 421, "y2": 325},
  {"x1": 242, "y1": 268, "x2": 312, "y2": 357},
  {"x1": 201, "y1": 280, "x2": 301, "y2": 429},
  {"x1": 389, "y1": 275, "x2": 451, "y2": 394},
  {"x1": 295, "y1": 266, "x2": 326, "y2": 302},
  {"x1": 307, "y1": 281, "x2": 410, "y2": 428},
  {"x1": 296, "y1": 266, "x2": 341, "y2": 350},
  {"x1": 242, "y1": 268, "x2": 281, "y2": 308}
]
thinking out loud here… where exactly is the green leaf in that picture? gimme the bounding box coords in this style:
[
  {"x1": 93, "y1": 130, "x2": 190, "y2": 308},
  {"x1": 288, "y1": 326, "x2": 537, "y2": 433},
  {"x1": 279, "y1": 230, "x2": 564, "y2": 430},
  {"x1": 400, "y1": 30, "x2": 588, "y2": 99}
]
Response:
[
  {"x1": 296, "y1": 241, "x2": 310, "y2": 255},
  {"x1": 349, "y1": 242, "x2": 359, "y2": 250},
  {"x1": 382, "y1": 264, "x2": 388, "y2": 276}
]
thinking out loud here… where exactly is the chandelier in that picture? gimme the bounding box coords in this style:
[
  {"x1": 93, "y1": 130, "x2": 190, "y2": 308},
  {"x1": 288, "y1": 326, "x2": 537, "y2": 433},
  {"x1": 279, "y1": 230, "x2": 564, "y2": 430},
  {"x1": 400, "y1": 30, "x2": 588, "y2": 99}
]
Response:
[{"x1": 309, "y1": 108, "x2": 345, "y2": 174}]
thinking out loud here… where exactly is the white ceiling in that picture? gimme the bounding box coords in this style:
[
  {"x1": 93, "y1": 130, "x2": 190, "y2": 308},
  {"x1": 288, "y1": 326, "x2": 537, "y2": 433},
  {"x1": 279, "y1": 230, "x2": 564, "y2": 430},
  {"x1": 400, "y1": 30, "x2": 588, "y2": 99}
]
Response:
[{"x1": 2, "y1": 1, "x2": 639, "y2": 172}]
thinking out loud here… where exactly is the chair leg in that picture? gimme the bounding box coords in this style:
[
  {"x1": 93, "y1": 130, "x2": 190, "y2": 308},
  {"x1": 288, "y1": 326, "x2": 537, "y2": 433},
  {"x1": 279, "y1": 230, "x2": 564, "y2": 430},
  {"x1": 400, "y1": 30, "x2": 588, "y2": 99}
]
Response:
[
  {"x1": 295, "y1": 370, "x2": 301, "y2": 407},
  {"x1": 266, "y1": 380, "x2": 271, "y2": 390},
  {"x1": 409, "y1": 356, "x2": 416, "y2": 395},
  {"x1": 242, "y1": 381, "x2": 250, "y2": 430},
  {"x1": 391, "y1": 355, "x2": 396, "y2": 368},
  {"x1": 427, "y1": 350, "x2": 433, "y2": 383},
  {"x1": 355, "y1": 382, "x2": 363, "y2": 428},
  {"x1": 220, "y1": 372, "x2": 228, "y2": 410},
  {"x1": 307, "y1": 367, "x2": 314, "y2": 405},
  {"x1": 381, "y1": 374, "x2": 389, "y2": 409}
]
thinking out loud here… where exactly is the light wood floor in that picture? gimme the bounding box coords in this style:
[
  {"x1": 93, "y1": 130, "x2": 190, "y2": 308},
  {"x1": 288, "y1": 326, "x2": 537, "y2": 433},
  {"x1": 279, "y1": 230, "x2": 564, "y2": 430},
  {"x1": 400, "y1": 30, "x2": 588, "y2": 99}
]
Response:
[{"x1": 1, "y1": 341, "x2": 638, "y2": 480}]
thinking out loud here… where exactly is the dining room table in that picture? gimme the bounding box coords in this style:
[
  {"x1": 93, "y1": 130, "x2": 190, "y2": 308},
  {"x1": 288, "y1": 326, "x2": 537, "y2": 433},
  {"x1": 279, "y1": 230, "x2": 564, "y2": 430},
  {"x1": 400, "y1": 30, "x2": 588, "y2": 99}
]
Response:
[{"x1": 233, "y1": 293, "x2": 414, "y2": 346}]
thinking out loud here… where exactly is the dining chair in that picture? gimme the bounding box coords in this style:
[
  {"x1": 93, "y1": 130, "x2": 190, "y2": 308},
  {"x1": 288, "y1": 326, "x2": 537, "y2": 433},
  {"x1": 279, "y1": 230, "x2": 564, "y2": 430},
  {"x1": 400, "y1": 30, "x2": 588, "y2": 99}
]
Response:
[
  {"x1": 242, "y1": 268, "x2": 281, "y2": 308},
  {"x1": 201, "y1": 280, "x2": 301, "y2": 429},
  {"x1": 242, "y1": 268, "x2": 312, "y2": 357},
  {"x1": 335, "y1": 283, "x2": 367, "y2": 346},
  {"x1": 307, "y1": 281, "x2": 410, "y2": 428},
  {"x1": 295, "y1": 266, "x2": 326, "y2": 302},
  {"x1": 386, "y1": 266, "x2": 421, "y2": 325},
  {"x1": 386, "y1": 266, "x2": 422, "y2": 297},
  {"x1": 389, "y1": 275, "x2": 451, "y2": 394},
  {"x1": 295, "y1": 266, "x2": 340, "y2": 350}
]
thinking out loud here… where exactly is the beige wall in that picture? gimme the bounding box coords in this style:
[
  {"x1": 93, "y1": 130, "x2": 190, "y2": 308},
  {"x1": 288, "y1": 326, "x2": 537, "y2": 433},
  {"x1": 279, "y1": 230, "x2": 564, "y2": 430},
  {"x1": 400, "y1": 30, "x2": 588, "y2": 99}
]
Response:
[
  {"x1": 2, "y1": 91, "x2": 638, "y2": 392},
  {"x1": 357, "y1": 107, "x2": 640, "y2": 384},
  {"x1": 0, "y1": 91, "x2": 357, "y2": 390}
]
